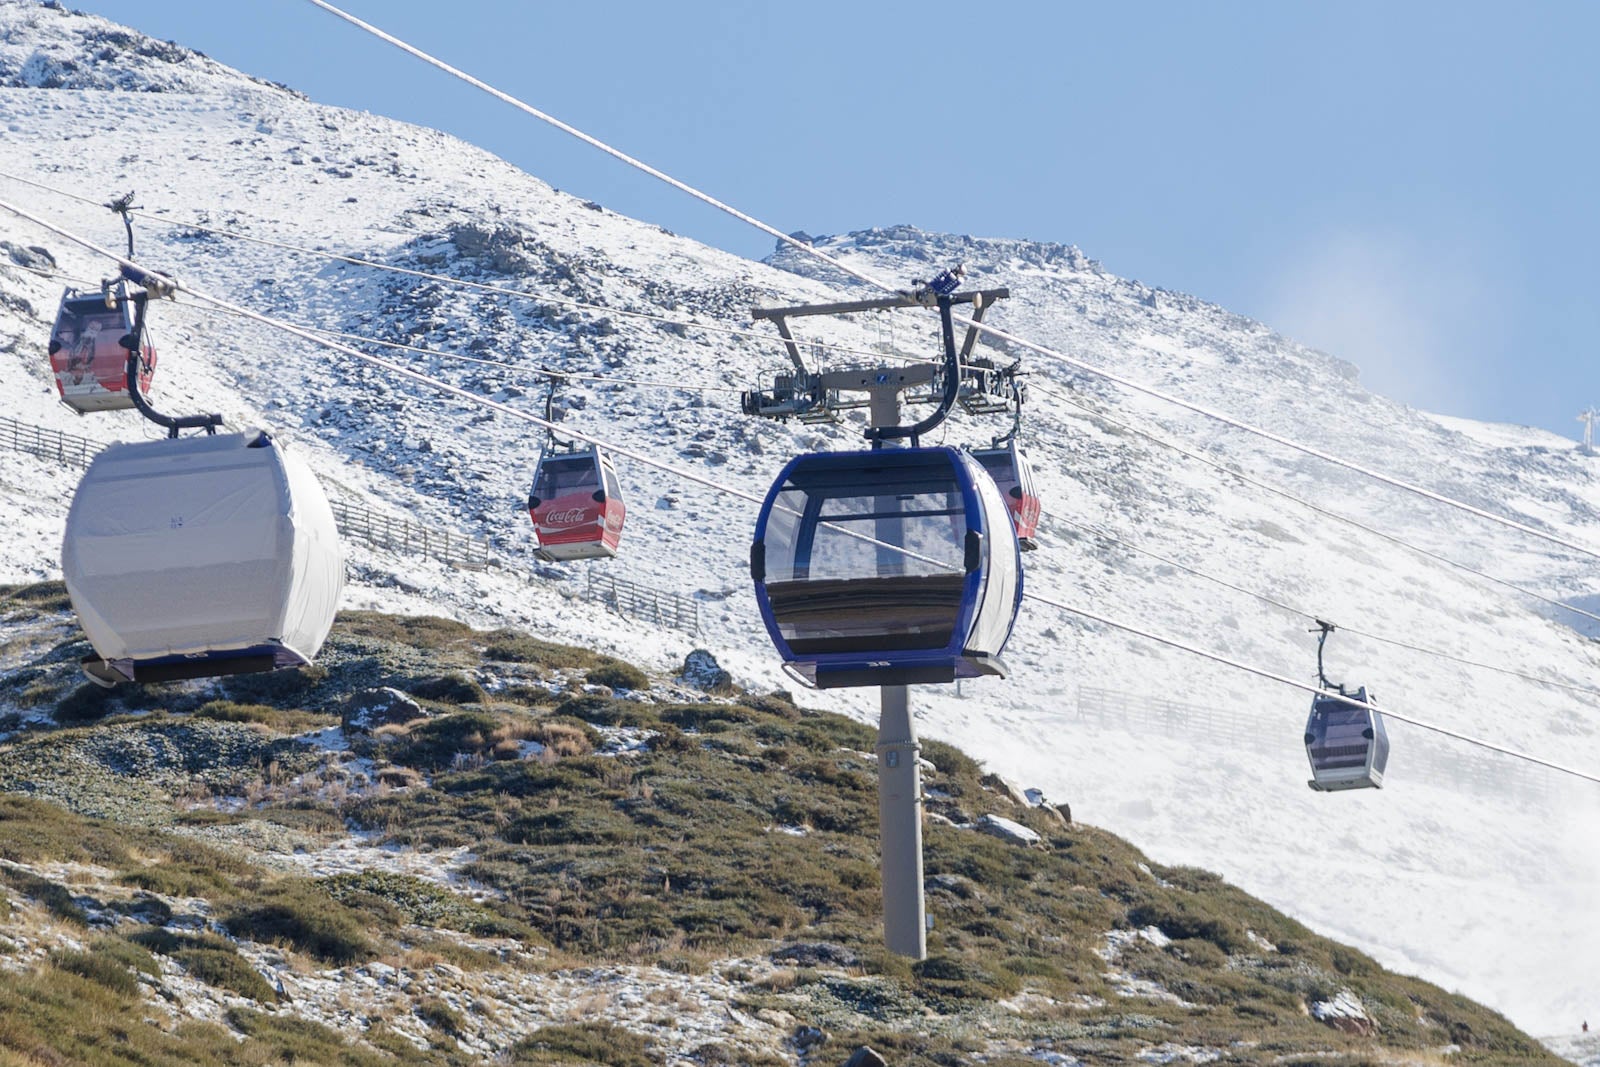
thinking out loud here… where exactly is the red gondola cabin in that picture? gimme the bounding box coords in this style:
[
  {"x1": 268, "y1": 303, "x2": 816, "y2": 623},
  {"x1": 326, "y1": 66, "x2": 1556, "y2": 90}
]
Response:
[
  {"x1": 48, "y1": 290, "x2": 156, "y2": 414},
  {"x1": 527, "y1": 446, "x2": 626, "y2": 561}
]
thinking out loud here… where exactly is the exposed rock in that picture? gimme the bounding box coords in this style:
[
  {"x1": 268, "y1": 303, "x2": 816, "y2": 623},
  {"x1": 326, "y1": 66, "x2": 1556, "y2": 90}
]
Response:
[
  {"x1": 976, "y1": 813, "x2": 1041, "y2": 846},
  {"x1": 982, "y1": 772, "x2": 1030, "y2": 807},
  {"x1": 341, "y1": 687, "x2": 425, "y2": 733},
  {"x1": 793, "y1": 1025, "x2": 829, "y2": 1052},
  {"x1": 679, "y1": 648, "x2": 734, "y2": 695},
  {"x1": 1311, "y1": 989, "x2": 1376, "y2": 1036},
  {"x1": 771, "y1": 941, "x2": 859, "y2": 969},
  {"x1": 844, "y1": 1047, "x2": 887, "y2": 1067},
  {"x1": 1, "y1": 241, "x2": 54, "y2": 270},
  {"x1": 449, "y1": 222, "x2": 522, "y2": 256}
]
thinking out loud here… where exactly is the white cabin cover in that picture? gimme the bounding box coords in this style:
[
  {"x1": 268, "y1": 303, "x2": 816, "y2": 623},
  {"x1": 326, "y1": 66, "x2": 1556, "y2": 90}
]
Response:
[{"x1": 62, "y1": 430, "x2": 344, "y2": 667}]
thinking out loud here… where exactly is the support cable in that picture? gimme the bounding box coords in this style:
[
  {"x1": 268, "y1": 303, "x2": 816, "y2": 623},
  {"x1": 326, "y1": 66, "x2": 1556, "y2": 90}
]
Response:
[
  {"x1": 1041, "y1": 384, "x2": 1600, "y2": 629},
  {"x1": 1053, "y1": 511, "x2": 1600, "y2": 699},
  {"x1": 0, "y1": 168, "x2": 907, "y2": 368}
]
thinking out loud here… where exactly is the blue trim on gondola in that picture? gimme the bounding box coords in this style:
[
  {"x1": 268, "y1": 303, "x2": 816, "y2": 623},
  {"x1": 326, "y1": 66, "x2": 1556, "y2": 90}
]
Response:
[
  {"x1": 106, "y1": 641, "x2": 306, "y2": 684},
  {"x1": 752, "y1": 447, "x2": 1014, "y2": 688}
]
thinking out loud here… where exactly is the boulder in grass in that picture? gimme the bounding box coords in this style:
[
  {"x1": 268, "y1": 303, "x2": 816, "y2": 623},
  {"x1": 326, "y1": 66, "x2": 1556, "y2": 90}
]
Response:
[
  {"x1": 341, "y1": 687, "x2": 425, "y2": 733},
  {"x1": 1312, "y1": 990, "x2": 1377, "y2": 1036},
  {"x1": 976, "y1": 813, "x2": 1041, "y2": 846},
  {"x1": 844, "y1": 1048, "x2": 887, "y2": 1067},
  {"x1": 680, "y1": 649, "x2": 734, "y2": 695},
  {"x1": 982, "y1": 772, "x2": 1030, "y2": 807}
]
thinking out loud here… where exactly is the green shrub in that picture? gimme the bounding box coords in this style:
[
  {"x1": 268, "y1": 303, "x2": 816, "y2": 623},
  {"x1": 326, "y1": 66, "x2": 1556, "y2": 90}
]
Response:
[
  {"x1": 119, "y1": 863, "x2": 234, "y2": 897},
  {"x1": 191, "y1": 699, "x2": 335, "y2": 734},
  {"x1": 920, "y1": 738, "x2": 984, "y2": 779},
  {"x1": 509, "y1": 1023, "x2": 655, "y2": 1067},
  {"x1": 416, "y1": 996, "x2": 464, "y2": 1036},
  {"x1": 389, "y1": 711, "x2": 502, "y2": 771},
  {"x1": 912, "y1": 954, "x2": 1022, "y2": 1005},
  {"x1": 178, "y1": 947, "x2": 280, "y2": 1002},
  {"x1": 53, "y1": 682, "x2": 114, "y2": 725},
  {"x1": 1127, "y1": 898, "x2": 1250, "y2": 954},
  {"x1": 334, "y1": 612, "x2": 478, "y2": 651},
  {"x1": 482, "y1": 630, "x2": 599, "y2": 669},
  {"x1": 1167, "y1": 937, "x2": 1228, "y2": 969},
  {"x1": 220, "y1": 663, "x2": 328, "y2": 704},
  {"x1": 51, "y1": 948, "x2": 141, "y2": 996},
  {"x1": 0, "y1": 580, "x2": 73, "y2": 615},
  {"x1": 320, "y1": 871, "x2": 531, "y2": 938},
  {"x1": 223, "y1": 881, "x2": 375, "y2": 965},
  {"x1": 408, "y1": 673, "x2": 488, "y2": 705},
  {"x1": 585, "y1": 659, "x2": 649, "y2": 691},
  {"x1": 0, "y1": 868, "x2": 87, "y2": 924}
]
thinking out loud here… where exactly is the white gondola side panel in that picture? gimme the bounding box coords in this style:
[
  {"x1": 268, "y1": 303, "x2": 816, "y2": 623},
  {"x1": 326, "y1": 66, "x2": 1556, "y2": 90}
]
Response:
[{"x1": 62, "y1": 431, "x2": 344, "y2": 678}]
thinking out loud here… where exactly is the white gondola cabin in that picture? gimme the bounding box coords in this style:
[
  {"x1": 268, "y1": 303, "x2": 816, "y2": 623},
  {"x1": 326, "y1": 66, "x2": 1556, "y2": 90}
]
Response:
[
  {"x1": 970, "y1": 440, "x2": 1041, "y2": 551},
  {"x1": 526, "y1": 445, "x2": 626, "y2": 561},
  {"x1": 48, "y1": 289, "x2": 156, "y2": 413},
  {"x1": 1304, "y1": 688, "x2": 1389, "y2": 792},
  {"x1": 62, "y1": 430, "x2": 344, "y2": 685},
  {"x1": 751, "y1": 446, "x2": 1022, "y2": 689}
]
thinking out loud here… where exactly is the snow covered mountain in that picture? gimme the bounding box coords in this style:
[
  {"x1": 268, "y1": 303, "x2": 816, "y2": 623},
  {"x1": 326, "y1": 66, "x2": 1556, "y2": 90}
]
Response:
[{"x1": 2, "y1": 0, "x2": 1598, "y2": 1041}]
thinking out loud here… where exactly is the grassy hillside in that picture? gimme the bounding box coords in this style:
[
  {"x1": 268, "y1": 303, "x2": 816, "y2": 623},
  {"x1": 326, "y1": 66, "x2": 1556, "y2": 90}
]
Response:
[{"x1": 0, "y1": 581, "x2": 1560, "y2": 1066}]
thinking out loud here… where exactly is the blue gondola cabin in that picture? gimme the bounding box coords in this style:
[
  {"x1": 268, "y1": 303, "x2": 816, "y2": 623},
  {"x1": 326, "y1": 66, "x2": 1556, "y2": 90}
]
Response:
[{"x1": 751, "y1": 446, "x2": 1022, "y2": 689}]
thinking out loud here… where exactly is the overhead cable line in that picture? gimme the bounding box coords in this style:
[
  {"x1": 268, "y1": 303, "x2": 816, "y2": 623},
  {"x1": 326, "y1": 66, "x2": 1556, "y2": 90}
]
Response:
[
  {"x1": 1052, "y1": 510, "x2": 1600, "y2": 700},
  {"x1": 158, "y1": 296, "x2": 749, "y2": 394},
  {"x1": 302, "y1": 0, "x2": 1600, "y2": 566},
  {"x1": 8, "y1": 194, "x2": 1596, "y2": 789},
  {"x1": 1016, "y1": 583, "x2": 1600, "y2": 785},
  {"x1": 1040, "y1": 382, "x2": 1600, "y2": 630},
  {"x1": 0, "y1": 167, "x2": 922, "y2": 370}
]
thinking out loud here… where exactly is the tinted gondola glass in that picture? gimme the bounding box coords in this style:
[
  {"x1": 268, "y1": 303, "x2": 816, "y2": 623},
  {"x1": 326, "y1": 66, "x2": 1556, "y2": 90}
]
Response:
[
  {"x1": 62, "y1": 430, "x2": 344, "y2": 686},
  {"x1": 752, "y1": 446, "x2": 1022, "y2": 689},
  {"x1": 1304, "y1": 687, "x2": 1389, "y2": 792},
  {"x1": 527, "y1": 446, "x2": 626, "y2": 561},
  {"x1": 971, "y1": 440, "x2": 1041, "y2": 550},
  {"x1": 48, "y1": 290, "x2": 156, "y2": 413}
]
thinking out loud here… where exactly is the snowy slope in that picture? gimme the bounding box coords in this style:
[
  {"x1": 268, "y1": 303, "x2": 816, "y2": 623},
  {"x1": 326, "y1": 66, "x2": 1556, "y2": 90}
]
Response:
[{"x1": 2, "y1": 0, "x2": 1599, "y2": 1039}]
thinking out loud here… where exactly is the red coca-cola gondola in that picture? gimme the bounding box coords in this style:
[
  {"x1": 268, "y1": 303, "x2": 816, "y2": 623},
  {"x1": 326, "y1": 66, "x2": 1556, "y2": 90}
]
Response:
[
  {"x1": 527, "y1": 445, "x2": 626, "y2": 561},
  {"x1": 48, "y1": 288, "x2": 156, "y2": 413}
]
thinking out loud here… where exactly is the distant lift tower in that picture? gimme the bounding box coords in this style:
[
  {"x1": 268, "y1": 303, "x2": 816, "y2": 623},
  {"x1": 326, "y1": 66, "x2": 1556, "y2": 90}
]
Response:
[
  {"x1": 744, "y1": 283, "x2": 1012, "y2": 959},
  {"x1": 1580, "y1": 408, "x2": 1597, "y2": 455}
]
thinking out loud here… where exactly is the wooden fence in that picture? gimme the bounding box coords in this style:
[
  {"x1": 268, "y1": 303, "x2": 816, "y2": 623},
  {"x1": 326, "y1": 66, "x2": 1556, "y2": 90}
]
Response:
[
  {"x1": 328, "y1": 499, "x2": 495, "y2": 571},
  {"x1": 1, "y1": 414, "x2": 699, "y2": 634},
  {"x1": 584, "y1": 569, "x2": 701, "y2": 634},
  {"x1": 0, "y1": 414, "x2": 101, "y2": 469}
]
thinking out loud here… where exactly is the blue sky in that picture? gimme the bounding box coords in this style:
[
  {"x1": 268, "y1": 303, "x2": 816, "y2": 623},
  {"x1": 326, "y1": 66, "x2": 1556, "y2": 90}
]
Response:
[{"x1": 74, "y1": 0, "x2": 1600, "y2": 438}]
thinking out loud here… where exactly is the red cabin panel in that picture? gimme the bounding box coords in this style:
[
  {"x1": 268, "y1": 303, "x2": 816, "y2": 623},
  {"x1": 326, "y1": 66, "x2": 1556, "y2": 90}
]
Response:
[
  {"x1": 49, "y1": 292, "x2": 156, "y2": 414},
  {"x1": 972, "y1": 444, "x2": 1040, "y2": 550}
]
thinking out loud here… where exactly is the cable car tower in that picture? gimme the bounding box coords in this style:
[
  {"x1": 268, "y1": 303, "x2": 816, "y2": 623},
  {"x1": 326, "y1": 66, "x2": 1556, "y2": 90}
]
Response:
[{"x1": 745, "y1": 275, "x2": 1021, "y2": 960}]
